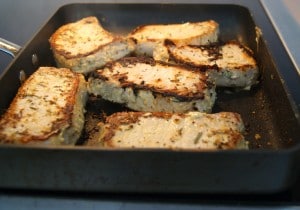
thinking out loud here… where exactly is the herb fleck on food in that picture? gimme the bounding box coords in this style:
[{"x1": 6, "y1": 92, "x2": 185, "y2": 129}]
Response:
[{"x1": 193, "y1": 132, "x2": 203, "y2": 144}]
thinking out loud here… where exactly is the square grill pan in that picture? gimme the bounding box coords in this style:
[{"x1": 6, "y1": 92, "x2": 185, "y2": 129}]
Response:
[{"x1": 0, "y1": 2, "x2": 299, "y2": 193}]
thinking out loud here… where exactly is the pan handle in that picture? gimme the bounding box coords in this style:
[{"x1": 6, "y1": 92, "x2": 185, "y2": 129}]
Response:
[{"x1": 0, "y1": 38, "x2": 21, "y2": 58}]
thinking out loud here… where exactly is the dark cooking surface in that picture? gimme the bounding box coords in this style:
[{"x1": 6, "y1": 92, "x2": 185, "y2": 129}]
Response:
[
  {"x1": 0, "y1": 1, "x2": 300, "y2": 196},
  {"x1": 1, "y1": 4, "x2": 299, "y2": 150}
]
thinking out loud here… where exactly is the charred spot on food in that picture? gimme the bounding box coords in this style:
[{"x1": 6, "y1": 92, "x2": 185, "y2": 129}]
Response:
[
  {"x1": 198, "y1": 64, "x2": 219, "y2": 72},
  {"x1": 54, "y1": 36, "x2": 123, "y2": 59},
  {"x1": 130, "y1": 84, "x2": 206, "y2": 101},
  {"x1": 199, "y1": 43, "x2": 222, "y2": 59},
  {"x1": 91, "y1": 71, "x2": 107, "y2": 80},
  {"x1": 117, "y1": 56, "x2": 156, "y2": 67},
  {"x1": 155, "y1": 86, "x2": 205, "y2": 101},
  {"x1": 152, "y1": 92, "x2": 159, "y2": 99},
  {"x1": 96, "y1": 70, "x2": 208, "y2": 101},
  {"x1": 227, "y1": 40, "x2": 255, "y2": 57},
  {"x1": 116, "y1": 73, "x2": 129, "y2": 83},
  {"x1": 131, "y1": 37, "x2": 138, "y2": 45},
  {"x1": 133, "y1": 88, "x2": 139, "y2": 97},
  {"x1": 167, "y1": 48, "x2": 220, "y2": 73},
  {"x1": 205, "y1": 80, "x2": 215, "y2": 89},
  {"x1": 169, "y1": 52, "x2": 220, "y2": 73},
  {"x1": 155, "y1": 78, "x2": 161, "y2": 83}
]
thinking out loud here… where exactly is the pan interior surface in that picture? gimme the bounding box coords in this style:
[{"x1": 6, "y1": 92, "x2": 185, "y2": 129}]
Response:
[
  {"x1": 57, "y1": 4, "x2": 300, "y2": 150},
  {"x1": 0, "y1": 4, "x2": 299, "y2": 150},
  {"x1": 0, "y1": 3, "x2": 300, "y2": 194}
]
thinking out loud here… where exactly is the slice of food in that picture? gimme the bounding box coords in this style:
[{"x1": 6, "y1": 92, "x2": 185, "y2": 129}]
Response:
[
  {"x1": 87, "y1": 111, "x2": 248, "y2": 150},
  {"x1": 49, "y1": 16, "x2": 135, "y2": 74},
  {"x1": 0, "y1": 67, "x2": 88, "y2": 145},
  {"x1": 166, "y1": 41, "x2": 259, "y2": 89},
  {"x1": 88, "y1": 57, "x2": 216, "y2": 113},
  {"x1": 128, "y1": 20, "x2": 219, "y2": 58}
]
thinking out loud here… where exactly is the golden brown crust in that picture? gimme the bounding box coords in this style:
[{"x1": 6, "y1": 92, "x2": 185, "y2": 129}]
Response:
[
  {"x1": 49, "y1": 16, "x2": 116, "y2": 59},
  {"x1": 98, "y1": 112, "x2": 184, "y2": 144},
  {"x1": 166, "y1": 40, "x2": 257, "y2": 72},
  {"x1": 129, "y1": 20, "x2": 219, "y2": 44},
  {"x1": 93, "y1": 57, "x2": 211, "y2": 101},
  {"x1": 51, "y1": 37, "x2": 124, "y2": 60},
  {"x1": 0, "y1": 67, "x2": 85, "y2": 144},
  {"x1": 88, "y1": 111, "x2": 247, "y2": 150},
  {"x1": 49, "y1": 16, "x2": 135, "y2": 74}
]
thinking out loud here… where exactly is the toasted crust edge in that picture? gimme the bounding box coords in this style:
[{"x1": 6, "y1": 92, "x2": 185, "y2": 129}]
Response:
[
  {"x1": 87, "y1": 111, "x2": 248, "y2": 150},
  {"x1": 88, "y1": 57, "x2": 216, "y2": 113},
  {"x1": 165, "y1": 40, "x2": 259, "y2": 88},
  {"x1": 49, "y1": 16, "x2": 136, "y2": 74},
  {"x1": 0, "y1": 67, "x2": 88, "y2": 145},
  {"x1": 52, "y1": 38, "x2": 136, "y2": 74},
  {"x1": 91, "y1": 57, "x2": 213, "y2": 101},
  {"x1": 129, "y1": 20, "x2": 219, "y2": 57}
]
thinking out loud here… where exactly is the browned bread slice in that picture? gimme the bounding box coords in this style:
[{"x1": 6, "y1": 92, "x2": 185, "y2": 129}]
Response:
[
  {"x1": 0, "y1": 67, "x2": 87, "y2": 145},
  {"x1": 87, "y1": 111, "x2": 248, "y2": 150},
  {"x1": 49, "y1": 16, "x2": 135, "y2": 74},
  {"x1": 88, "y1": 57, "x2": 216, "y2": 113},
  {"x1": 128, "y1": 20, "x2": 219, "y2": 58},
  {"x1": 166, "y1": 41, "x2": 259, "y2": 89}
]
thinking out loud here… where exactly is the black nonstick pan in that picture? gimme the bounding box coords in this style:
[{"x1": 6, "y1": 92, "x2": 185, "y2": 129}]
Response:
[{"x1": 0, "y1": 2, "x2": 299, "y2": 194}]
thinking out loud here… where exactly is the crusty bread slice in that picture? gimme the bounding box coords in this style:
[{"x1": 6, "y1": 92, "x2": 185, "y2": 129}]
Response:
[
  {"x1": 49, "y1": 16, "x2": 135, "y2": 74},
  {"x1": 128, "y1": 20, "x2": 219, "y2": 58},
  {"x1": 87, "y1": 111, "x2": 248, "y2": 150},
  {"x1": 166, "y1": 41, "x2": 259, "y2": 89},
  {"x1": 88, "y1": 57, "x2": 216, "y2": 113},
  {"x1": 0, "y1": 67, "x2": 87, "y2": 145}
]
